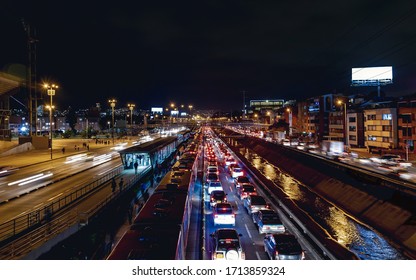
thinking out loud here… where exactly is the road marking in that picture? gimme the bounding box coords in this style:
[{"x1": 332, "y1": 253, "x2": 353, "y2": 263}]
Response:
[
  {"x1": 34, "y1": 203, "x2": 44, "y2": 208},
  {"x1": 244, "y1": 223, "x2": 252, "y2": 239},
  {"x1": 256, "y1": 251, "x2": 261, "y2": 260},
  {"x1": 48, "y1": 192, "x2": 63, "y2": 201}
]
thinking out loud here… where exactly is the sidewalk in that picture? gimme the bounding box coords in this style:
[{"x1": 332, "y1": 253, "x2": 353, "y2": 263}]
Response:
[{"x1": 0, "y1": 138, "x2": 122, "y2": 167}]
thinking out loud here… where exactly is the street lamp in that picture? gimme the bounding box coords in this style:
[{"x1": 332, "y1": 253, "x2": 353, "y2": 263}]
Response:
[
  {"x1": 286, "y1": 108, "x2": 292, "y2": 136},
  {"x1": 44, "y1": 84, "x2": 58, "y2": 160},
  {"x1": 108, "y1": 99, "x2": 117, "y2": 145},
  {"x1": 337, "y1": 100, "x2": 348, "y2": 147},
  {"x1": 128, "y1": 103, "x2": 135, "y2": 135}
]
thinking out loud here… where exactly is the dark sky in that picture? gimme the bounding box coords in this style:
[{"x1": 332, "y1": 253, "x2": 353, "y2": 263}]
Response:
[{"x1": 2, "y1": 0, "x2": 416, "y2": 111}]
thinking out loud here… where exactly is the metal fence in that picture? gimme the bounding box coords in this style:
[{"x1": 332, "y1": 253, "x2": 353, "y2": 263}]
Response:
[
  {"x1": 0, "y1": 166, "x2": 152, "y2": 259},
  {"x1": 0, "y1": 165, "x2": 124, "y2": 245}
]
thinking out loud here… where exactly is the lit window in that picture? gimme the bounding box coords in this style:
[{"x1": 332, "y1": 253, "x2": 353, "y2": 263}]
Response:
[{"x1": 382, "y1": 114, "x2": 392, "y2": 120}]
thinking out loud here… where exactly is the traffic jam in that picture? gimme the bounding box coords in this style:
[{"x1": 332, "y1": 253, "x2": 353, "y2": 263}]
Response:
[{"x1": 202, "y1": 128, "x2": 306, "y2": 260}]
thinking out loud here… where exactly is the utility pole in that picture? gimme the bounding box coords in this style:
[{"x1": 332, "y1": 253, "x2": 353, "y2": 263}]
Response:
[{"x1": 22, "y1": 19, "x2": 39, "y2": 137}]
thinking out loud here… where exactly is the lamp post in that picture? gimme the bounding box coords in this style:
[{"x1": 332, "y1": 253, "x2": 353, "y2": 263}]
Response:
[
  {"x1": 128, "y1": 103, "x2": 135, "y2": 135},
  {"x1": 44, "y1": 84, "x2": 58, "y2": 160},
  {"x1": 109, "y1": 99, "x2": 117, "y2": 145},
  {"x1": 337, "y1": 100, "x2": 348, "y2": 147},
  {"x1": 286, "y1": 108, "x2": 292, "y2": 136}
]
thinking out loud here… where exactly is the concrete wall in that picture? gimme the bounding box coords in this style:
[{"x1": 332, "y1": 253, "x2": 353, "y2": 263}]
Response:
[
  {"x1": 0, "y1": 142, "x2": 34, "y2": 156},
  {"x1": 234, "y1": 136, "x2": 416, "y2": 258}
]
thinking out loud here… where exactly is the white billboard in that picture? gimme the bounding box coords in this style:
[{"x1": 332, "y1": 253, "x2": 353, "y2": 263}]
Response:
[
  {"x1": 151, "y1": 107, "x2": 163, "y2": 113},
  {"x1": 351, "y1": 66, "x2": 393, "y2": 86}
]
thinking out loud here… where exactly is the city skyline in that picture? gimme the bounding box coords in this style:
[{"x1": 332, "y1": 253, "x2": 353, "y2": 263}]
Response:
[{"x1": 1, "y1": 1, "x2": 416, "y2": 110}]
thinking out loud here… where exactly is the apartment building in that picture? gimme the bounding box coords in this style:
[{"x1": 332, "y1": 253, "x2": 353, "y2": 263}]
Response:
[
  {"x1": 347, "y1": 112, "x2": 365, "y2": 147},
  {"x1": 364, "y1": 107, "x2": 398, "y2": 152},
  {"x1": 397, "y1": 98, "x2": 416, "y2": 151}
]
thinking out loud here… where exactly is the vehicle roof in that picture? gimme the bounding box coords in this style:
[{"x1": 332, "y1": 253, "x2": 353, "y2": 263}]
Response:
[
  {"x1": 258, "y1": 209, "x2": 276, "y2": 215},
  {"x1": 211, "y1": 190, "x2": 226, "y2": 196},
  {"x1": 271, "y1": 234, "x2": 302, "y2": 254},
  {"x1": 107, "y1": 224, "x2": 181, "y2": 260},
  {"x1": 248, "y1": 195, "x2": 267, "y2": 204},
  {"x1": 236, "y1": 176, "x2": 249, "y2": 182},
  {"x1": 216, "y1": 228, "x2": 239, "y2": 239}
]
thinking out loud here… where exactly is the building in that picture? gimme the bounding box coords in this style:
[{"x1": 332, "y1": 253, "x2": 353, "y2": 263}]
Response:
[
  {"x1": 397, "y1": 97, "x2": 416, "y2": 152},
  {"x1": 347, "y1": 111, "x2": 365, "y2": 148},
  {"x1": 364, "y1": 107, "x2": 398, "y2": 152}
]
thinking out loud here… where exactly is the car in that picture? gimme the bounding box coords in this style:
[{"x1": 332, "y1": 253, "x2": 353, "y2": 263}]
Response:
[
  {"x1": 230, "y1": 166, "x2": 244, "y2": 178},
  {"x1": 237, "y1": 184, "x2": 257, "y2": 200},
  {"x1": 225, "y1": 157, "x2": 236, "y2": 166},
  {"x1": 207, "y1": 161, "x2": 218, "y2": 168},
  {"x1": 213, "y1": 203, "x2": 235, "y2": 226},
  {"x1": 234, "y1": 176, "x2": 250, "y2": 189},
  {"x1": 263, "y1": 233, "x2": 305, "y2": 260},
  {"x1": 253, "y1": 209, "x2": 285, "y2": 234},
  {"x1": 243, "y1": 195, "x2": 269, "y2": 215},
  {"x1": 0, "y1": 165, "x2": 18, "y2": 177},
  {"x1": 211, "y1": 228, "x2": 245, "y2": 260},
  {"x1": 207, "y1": 166, "x2": 219, "y2": 174},
  {"x1": 370, "y1": 154, "x2": 401, "y2": 164},
  {"x1": 210, "y1": 190, "x2": 227, "y2": 208},
  {"x1": 207, "y1": 181, "x2": 223, "y2": 194},
  {"x1": 205, "y1": 172, "x2": 219, "y2": 185},
  {"x1": 387, "y1": 158, "x2": 412, "y2": 168}
]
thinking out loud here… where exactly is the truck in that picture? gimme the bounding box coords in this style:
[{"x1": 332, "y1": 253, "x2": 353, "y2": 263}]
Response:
[{"x1": 321, "y1": 140, "x2": 344, "y2": 158}]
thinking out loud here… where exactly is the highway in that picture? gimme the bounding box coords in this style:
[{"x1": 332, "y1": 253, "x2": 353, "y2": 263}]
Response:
[{"x1": 201, "y1": 131, "x2": 319, "y2": 260}]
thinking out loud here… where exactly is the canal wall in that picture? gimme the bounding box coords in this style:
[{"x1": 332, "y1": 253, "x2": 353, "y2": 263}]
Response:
[{"x1": 231, "y1": 136, "x2": 416, "y2": 258}]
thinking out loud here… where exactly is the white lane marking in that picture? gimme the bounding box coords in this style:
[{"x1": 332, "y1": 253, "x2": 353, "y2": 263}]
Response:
[
  {"x1": 48, "y1": 192, "x2": 63, "y2": 201},
  {"x1": 98, "y1": 168, "x2": 113, "y2": 176},
  {"x1": 256, "y1": 251, "x2": 261, "y2": 260},
  {"x1": 34, "y1": 203, "x2": 44, "y2": 209},
  {"x1": 244, "y1": 223, "x2": 252, "y2": 239}
]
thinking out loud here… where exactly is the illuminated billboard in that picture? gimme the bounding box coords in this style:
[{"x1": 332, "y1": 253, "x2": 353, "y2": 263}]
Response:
[
  {"x1": 151, "y1": 107, "x2": 163, "y2": 113},
  {"x1": 171, "y1": 110, "x2": 179, "y2": 116},
  {"x1": 351, "y1": 66, "x2": 393, "y2": 86}
]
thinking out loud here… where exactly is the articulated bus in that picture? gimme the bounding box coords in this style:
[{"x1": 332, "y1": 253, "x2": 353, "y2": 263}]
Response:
[{"x1": 107, "y1": 146, "x2": 198, "y2": 260}]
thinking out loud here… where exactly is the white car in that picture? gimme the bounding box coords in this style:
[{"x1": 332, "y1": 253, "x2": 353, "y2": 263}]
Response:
[
  {"x1": 207, "y1": 181, "x2": 223, "y2": 194},
  {"x1": 213, "y1": 203, "x2": 235, "y2": 226},
  {"x1": 230, "y1": 167, "x2": 244, "y2": 178}
]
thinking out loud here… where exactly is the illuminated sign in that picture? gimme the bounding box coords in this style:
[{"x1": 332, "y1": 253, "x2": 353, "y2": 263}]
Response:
[
  {"x1": 151, "y1": 107, "x2": 163, "y2": 113},
  {"x1": 351, "y1": 66, "x2": 393, "y2": 86}
]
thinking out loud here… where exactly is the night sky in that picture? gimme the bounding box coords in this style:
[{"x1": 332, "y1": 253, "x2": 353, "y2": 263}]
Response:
[{"x1": 2, "y1": 0, "x2": 416, "y2": 111}]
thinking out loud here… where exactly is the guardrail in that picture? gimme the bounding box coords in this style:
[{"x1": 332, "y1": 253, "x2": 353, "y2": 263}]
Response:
[
  {"x1": 0, "y1": 166, "x2": 152, "y2": 259},
  {"x1": 0, "y1": 166, "x2": 124, "y2": 245},
  {"x1": 220, "y1": 137, "x2": 345, "y2": 260}
]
